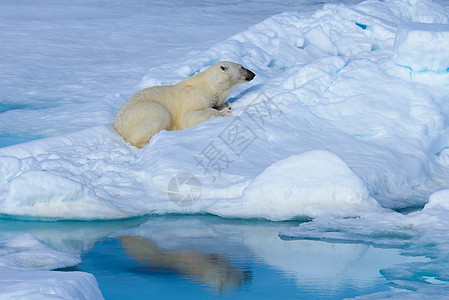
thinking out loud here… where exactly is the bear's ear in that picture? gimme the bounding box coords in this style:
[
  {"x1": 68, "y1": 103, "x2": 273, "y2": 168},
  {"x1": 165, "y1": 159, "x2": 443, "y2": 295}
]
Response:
[{"x1": 220, "y1": 65, "x2": 228, "y2": 71}]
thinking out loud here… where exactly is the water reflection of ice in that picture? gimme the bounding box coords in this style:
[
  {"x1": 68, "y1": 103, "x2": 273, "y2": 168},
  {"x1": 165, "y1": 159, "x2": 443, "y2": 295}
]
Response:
[
  {"x1": 0, "y1": 215, "x2": 429, "y2": 298},
  {"x1": 0, "y1": 216, "x2": 147, "y2": 254},
  {"x1": 36, "y1": 217, "x2": 432, "y2": 291}
]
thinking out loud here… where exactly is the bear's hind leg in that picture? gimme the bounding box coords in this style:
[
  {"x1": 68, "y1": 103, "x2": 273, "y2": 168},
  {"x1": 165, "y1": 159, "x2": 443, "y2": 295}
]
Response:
[{"x1": 126, "y1": 102, "x2": 172, "y2": 148}]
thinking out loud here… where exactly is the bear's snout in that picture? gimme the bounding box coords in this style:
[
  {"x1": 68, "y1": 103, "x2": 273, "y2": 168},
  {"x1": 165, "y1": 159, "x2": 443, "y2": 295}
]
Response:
[{"x1": 243, "y1": 68, "x2": 256, "y2": 81}]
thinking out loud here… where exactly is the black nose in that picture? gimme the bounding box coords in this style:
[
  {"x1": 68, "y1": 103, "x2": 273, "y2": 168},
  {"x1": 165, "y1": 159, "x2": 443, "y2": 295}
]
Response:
[{"x1": 245, "y1": 69, "x2": 255, "y2": 81}]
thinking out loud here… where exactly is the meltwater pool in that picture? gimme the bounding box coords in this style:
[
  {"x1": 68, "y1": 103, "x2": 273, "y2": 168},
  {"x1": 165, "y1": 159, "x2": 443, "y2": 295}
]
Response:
[{"x1": 0, "y1": 214, "x2": 427, "y2": 299}]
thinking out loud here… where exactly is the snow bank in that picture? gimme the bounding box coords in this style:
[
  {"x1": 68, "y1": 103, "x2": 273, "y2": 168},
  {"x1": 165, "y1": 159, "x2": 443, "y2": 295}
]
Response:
[
  {"x1": 0, "y1": 125, "x2": 134, "y2": 219},
  {"x1": 209, "y1": 150, "x2": 382, "y2": 220},
  {"x1": 0, "y1": 234, "x2": 103, "y2": 299},
  {"x1": 1, "y1": 0, "x2": 449, "y2": 222}
]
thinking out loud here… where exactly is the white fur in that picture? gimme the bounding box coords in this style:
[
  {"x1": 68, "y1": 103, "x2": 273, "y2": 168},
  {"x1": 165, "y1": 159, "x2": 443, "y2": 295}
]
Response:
[{"x1": 113, "y1": 61, "x2": 254, "y2": 148}]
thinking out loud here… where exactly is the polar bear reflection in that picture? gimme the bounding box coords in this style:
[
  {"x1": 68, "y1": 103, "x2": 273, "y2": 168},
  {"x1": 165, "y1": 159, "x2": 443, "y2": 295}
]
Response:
[{"x1": 119, "y1": 235, "x2": 251, "y2": 291}]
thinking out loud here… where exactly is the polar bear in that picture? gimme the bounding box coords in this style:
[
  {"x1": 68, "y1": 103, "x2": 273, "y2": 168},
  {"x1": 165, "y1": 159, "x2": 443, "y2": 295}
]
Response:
[{"x1": 113, "y1": 61, "x2": 255, "y2": 148}]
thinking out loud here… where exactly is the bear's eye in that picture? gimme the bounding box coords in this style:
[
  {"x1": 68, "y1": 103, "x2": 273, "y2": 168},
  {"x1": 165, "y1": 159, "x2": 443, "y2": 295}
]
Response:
[{"x1": 220, "y1": 66, "x2": 228, "y2": 71}]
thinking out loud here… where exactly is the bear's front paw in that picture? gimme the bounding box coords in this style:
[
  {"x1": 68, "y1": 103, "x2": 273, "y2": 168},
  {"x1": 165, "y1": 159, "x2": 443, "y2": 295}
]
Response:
[{"x1": 220, "y1": 106, "x2": 232, "y2": 117}]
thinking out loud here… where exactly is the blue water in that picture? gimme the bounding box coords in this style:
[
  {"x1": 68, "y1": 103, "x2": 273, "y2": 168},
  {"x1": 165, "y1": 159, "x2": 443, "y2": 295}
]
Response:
[
  {"x1": 81, "y1": 238, "x2": 298, "y2": 300},
  {"x1": 0, "y1": 136, "x2": 33, "y2": 147},
  {"x1": 80, "y1": 238, "x2": 295, "y2": 299}
]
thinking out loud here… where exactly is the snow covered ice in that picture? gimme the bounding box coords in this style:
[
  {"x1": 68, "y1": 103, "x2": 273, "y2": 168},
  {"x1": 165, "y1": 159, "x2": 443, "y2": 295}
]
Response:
[
  {"x1": 2, "y1": 0, "x2": 449, "y2": 220},
  {"x1": 209, "y1": 150, "x2": 383, "y2": 220},
  {"x1": 393, "y1": 23, "x2": 449, "y2": 72},
  {"x1": 1, "y1": 0, "x2": 449, "y2": 298},
  {"x1": 0, "y1": 234, "x2": 102, "y2": 299}
]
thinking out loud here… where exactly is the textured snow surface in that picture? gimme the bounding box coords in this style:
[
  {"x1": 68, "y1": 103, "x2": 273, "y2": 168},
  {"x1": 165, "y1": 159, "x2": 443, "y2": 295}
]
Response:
[{"x1": 1, "y1": 0, "x2": 449, "y2": 221}]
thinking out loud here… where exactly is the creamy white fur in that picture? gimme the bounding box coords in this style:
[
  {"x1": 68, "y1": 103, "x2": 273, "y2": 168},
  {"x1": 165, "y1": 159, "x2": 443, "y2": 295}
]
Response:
[{"x1": 113, "y1": 61, "x2": 255, "y2": 148}]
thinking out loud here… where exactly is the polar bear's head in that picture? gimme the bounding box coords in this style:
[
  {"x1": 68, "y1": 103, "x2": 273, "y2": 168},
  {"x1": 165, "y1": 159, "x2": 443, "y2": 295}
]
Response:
[{"x1": 205, "y1": 61, "x2": 255, "y2": 93}]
